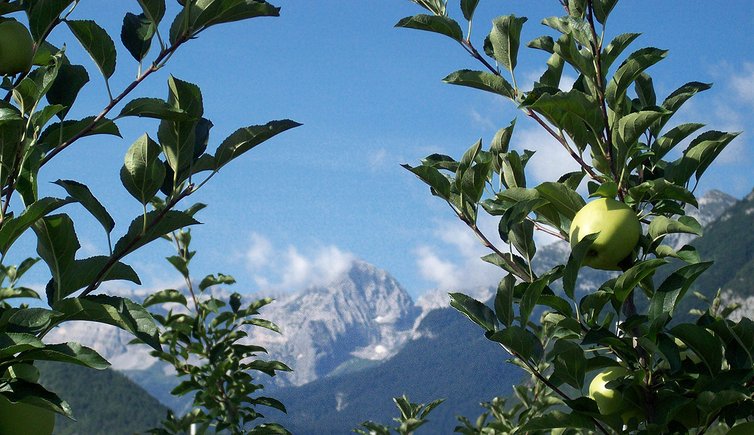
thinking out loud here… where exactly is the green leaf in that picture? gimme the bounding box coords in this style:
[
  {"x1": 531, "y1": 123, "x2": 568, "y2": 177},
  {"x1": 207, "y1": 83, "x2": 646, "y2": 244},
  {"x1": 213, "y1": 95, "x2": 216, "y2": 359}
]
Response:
[
  {"x1": 158, "y1": 76, "x2": 204, "y2": 174},
  {"x1": 490, "y1": 120, "x2": 516, "y2": 172},
  {"x1": 588, "y1": 181, "x2": 618, "y2": 199},
  {"x1": 541, "y1": 16, "x2": 591, "y2": 47},
  {"x1": 550, "y1": 340, "x2": 587, "y2": 389},
  {"x1": 665, "y1": 130, "x2": 740, "y2": 184},
  {"x1": 553, "y1": 33, "x2": 594, "y2": 79},
  {"x1": 487, "y1": 326, "x2": 543, "y2": 362},
  {"x1": 487, "y1": 15, "x2": 527, "y2": 72},
  {"x1": 214, "y1": 120, "x2": 301, "y2": 170},
  {"x1": 495, "y1": 274, "x2": 515, "y2": 327},
  {"x1": 5, "y1": 308, "x2": 55, "y2": 332},
  {"x1": 18, "y1": 342, "x2": 109, "y2": 369},
  {"x1": 395, "y1": 14, "x2": 463, "y2": 42},
  {"x1": 0, "y1": 197, "x2": 71, "y2": 256},
  {"x1": 661, "y1": 81, "x2": 712, "y2": 116},
  {"x1": 613, "y1": 258, "x2": 667, "y2": 304},
  {"x1": 28, "y1": 0, "x2": 74, "y2": 40},
  {"x1": 519, "y1": 275, "x2": 548, "y2": 327},
  {"x1": 443, "y1": 69, "x2": 514, "y2": 99},
  {"x1": 649, "y1": 262, "x2": 712, "y2": 321},
  {"x1": 117, "y1": 97, "x2": 193, "y2": 121},
  {"x1": 670, "y1": 324, "x2": 722, "y2": 374},
  {"x1": 605, "y1": 47, "x2": 668, "y2": 111},
  {"x1": 1, "y1": 378, "x2": 73, "y2": 418},
  {"x1": 121, "y1": 12, "x2": 155, "y2": 62},
  {"x1": 53, "y1": 179, "x2": 115, "y2": 236},
  {"x1": 38, "y1": 116, "x2": 121, "y2": 154},
  {"x1": 113, "y1": 210, "x2": 200, "y2": 257},
  {"x1": 527, "y1": 90, "x2": 603, "y2": 151},
  {"x1": 521, "y1": 411, "x2": 594, "y2": 431},
  {"x1": 402, "y1": 164, "x2": 451, "y2": 199},
  {"x1": 601, "y1": 33, "x2": 640, "y2": 71},
  {"x1": 66, "y1": 20, "x2": 117, "y2": 79},
  {"x1": 648, "y1": 215, "x2": 702, "y2": 242},
  {"x1": 460, "y1": 0, "x2": 480, "y2": 21},
  {"x1": 120, "y1": 133, "x2": 166, "y2": 205},
  {"x1": 138, "y1": 0, "x2": 166, "y2": 26},
  {"x1": 612, "y1": 109, "x2": 668, "y2": 151},
  {"x1": 592, "y1": 0, "x2": 619, "y2": 24},
  {"x1": 0, "y1": 333, "x2": 45, "y2": 359},
  {"x1": 651, "y1": 123, "x2": 704, "y2": 163},
  {"x1": 500, "y1": 150, "x2": 526, "y2": 189},
  {"x1": 32, "y1": 214, "x2": 80, "y2": 303},
  {"x1": 563, "y1": 233, "x2": 598, "y2": 299},
  {"x1": 198, "y1": 273, "x2": 236, "y2": 291},
  {"x1": 535, "y1": 182, "x2": 586, "y2": 221},
  {"x1": 628, "y1": 178, "x2": 698, "y2": 207},
  {"x1": 634, "y1": 72, "x2": 656, "y2": 107},
  {"x1": 509, "y1": 220, "x2": 536, "y2": 261},
  {"x1": 171, "y1": 0, "x2": 280, "y2": 43},
  {"x1": 535, "y1": 52, "x2": 565, "y2": 89},
  {"x1": 0, "y1": 287, "x2": 42, "y2": 301},
  {"x1": 46, "y1": 64, "x2": 89, "y2": 120},
  {"x1": 449, "y1": 292, "x2": 497, "y2": 333},
  {"x1": 56, "y1": 256, "x2": 141, "y2": 301},
  {"x1": 143, "y1": 289, "x2": 188, "y2": 308},
  {"x1": 52, "y1": 295, "x2": 160, "y2": 350}
]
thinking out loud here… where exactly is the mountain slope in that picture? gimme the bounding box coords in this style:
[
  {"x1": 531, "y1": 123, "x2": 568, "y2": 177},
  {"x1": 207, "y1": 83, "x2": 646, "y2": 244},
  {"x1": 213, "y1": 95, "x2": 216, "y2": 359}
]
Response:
[
  {"x1": 692, "y1": 189, "x2": 754, "y2": 299},
  {"x1": 270, "y1": 306, "x2": 524, "y2": 434},
  {"x1": 38, "y1": 361, "x2": 167, "y2": 435}
]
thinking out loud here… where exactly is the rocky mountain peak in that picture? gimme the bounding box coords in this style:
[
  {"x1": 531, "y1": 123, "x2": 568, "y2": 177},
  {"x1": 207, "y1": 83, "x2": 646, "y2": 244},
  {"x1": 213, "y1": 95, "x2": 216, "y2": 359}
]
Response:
[{"x1": 247, "y1": 260, "x2": 419, "y2": 387}]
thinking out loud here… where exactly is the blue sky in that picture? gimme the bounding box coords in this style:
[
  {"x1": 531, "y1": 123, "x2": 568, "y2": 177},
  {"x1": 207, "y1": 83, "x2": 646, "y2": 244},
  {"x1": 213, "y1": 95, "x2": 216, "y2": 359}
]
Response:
[{"x1": 12, "y1": 1, "x2": 754, "y2": 300}]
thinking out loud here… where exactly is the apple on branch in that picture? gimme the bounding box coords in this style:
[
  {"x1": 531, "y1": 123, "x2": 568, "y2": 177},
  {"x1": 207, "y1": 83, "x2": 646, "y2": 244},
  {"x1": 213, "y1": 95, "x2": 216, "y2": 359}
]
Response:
[
  {"x1": 569, "y1": 198, "x2": 642, "y2": 270},
  {"x1": 0, "y1": 19, "x2": 34, "y2": 76}
]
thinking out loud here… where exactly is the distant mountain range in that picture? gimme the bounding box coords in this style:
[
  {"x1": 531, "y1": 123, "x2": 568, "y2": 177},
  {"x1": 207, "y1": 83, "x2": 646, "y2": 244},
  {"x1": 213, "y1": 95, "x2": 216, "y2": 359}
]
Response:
[{"x1": 42, "y1": 188, "x2": 751, "y2": 433}]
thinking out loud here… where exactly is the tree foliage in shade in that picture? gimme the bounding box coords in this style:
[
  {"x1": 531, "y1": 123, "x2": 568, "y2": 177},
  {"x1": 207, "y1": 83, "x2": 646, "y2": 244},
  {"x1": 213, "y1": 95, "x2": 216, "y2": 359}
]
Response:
[{"x1": 371, "y1": 0, "x2": 754, "y2": 433}]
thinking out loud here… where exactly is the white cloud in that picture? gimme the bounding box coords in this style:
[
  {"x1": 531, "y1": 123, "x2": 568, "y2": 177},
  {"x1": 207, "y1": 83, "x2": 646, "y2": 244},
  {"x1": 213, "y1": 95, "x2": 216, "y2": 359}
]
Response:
[
  {"x1": 415, "y1": 245, "x2": 461, "y2": 290},
  {"x1": 368, "y1": 148, "x2": 388, "y2": 171},
  {"x1": 414, "y1": 216, "x2": 506, "y2": 292},
  {"x1": 246, "y1": 232, "x2": 272, "y2": 269},
  {"x1": 244, "y1": 234, "x2": 356, "y2": 293},
  {"x1": 470, "y1": 107, "x2": 498, "y2": 131},
  {"x1": 729, "y1": 62, "x2": 754, "y2": 106}
]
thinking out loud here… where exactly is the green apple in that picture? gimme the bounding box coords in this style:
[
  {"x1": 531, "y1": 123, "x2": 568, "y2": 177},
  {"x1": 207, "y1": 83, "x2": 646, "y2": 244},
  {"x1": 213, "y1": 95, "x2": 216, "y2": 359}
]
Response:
[
  {"x1": 0, "y1": 394, "x2": 55, "y2": 435},
  {"x1": 569, "y1": 197, "x2": 641, "y2": 270},
  {"x1": 588, "y1": 366, "x2": 630, "y2": 416},
  {"x1": 0, "y1": 20, "x2": 34, "y2": 76}
]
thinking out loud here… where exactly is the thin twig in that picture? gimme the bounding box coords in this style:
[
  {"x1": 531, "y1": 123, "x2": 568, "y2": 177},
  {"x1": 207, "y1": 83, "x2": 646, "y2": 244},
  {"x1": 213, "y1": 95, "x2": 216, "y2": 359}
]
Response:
[
  {"x1": 80, "y1": 184, "x2": 194, "y2": 297},
  {"x1": 39, "y1": 36, "x2": 188, "y2": 167},
  {"x1": 586, "y1": 1, "x2": 622, "y2": 198},
  {"x1": 458, "y1": 39, "x2": 601, "y2": 182},
  {"x1": 452, "y1": 205, "x2": 534, "y2": 283}
]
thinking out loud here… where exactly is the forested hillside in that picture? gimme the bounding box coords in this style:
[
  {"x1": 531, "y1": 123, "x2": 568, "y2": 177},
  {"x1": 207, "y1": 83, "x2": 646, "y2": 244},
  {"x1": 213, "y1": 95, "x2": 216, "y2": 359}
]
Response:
[{"x1": 38, "y1": 362, "x2": 167, "y2": 435}]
